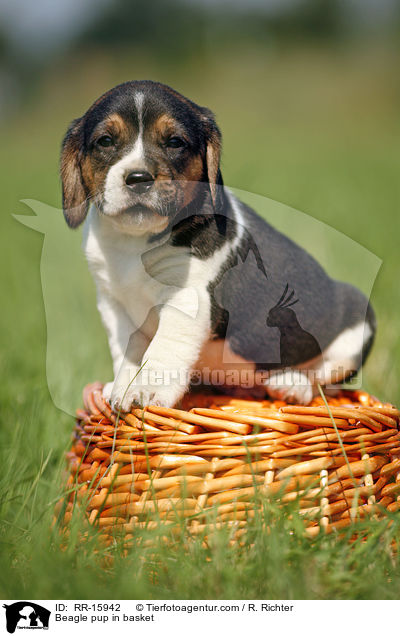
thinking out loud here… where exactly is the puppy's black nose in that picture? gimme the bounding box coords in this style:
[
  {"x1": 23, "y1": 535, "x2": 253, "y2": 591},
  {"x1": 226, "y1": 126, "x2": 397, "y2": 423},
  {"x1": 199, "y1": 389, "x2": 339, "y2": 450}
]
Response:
[{"x1": 125, "y1": 171, "x2": 154, "y2": 193}]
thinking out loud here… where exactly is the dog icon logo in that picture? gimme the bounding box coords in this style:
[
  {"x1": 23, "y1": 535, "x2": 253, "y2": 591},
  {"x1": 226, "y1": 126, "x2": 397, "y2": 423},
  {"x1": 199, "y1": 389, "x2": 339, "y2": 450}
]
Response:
[{"x1": 2, "y1": 602, "x2": 50, "y2": 633}]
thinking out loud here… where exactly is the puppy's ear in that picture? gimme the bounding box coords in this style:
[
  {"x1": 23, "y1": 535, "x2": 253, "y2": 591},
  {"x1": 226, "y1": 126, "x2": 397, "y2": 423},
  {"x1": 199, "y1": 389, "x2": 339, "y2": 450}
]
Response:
[
  {"x1": 60, "y1": 117, "x2": 89, "y2": 228},
  {"x1": 201, "y1": 108, "x2": 224, "y2": 210}
]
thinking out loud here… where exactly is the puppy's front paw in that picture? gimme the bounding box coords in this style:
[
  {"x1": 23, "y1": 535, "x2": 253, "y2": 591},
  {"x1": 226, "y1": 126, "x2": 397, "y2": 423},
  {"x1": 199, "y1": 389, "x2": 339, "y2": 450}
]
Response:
[
  {"x1": 102, "y1": 381, "x2": 114, "y2": 403},
  {"x1": 109, "y1": 382, "x2": 140, "y2": 413},
  {"x1": 108, "y1": 382, "x2": 184, "y2": 412},
  {"x1": 264, "y1": 370, "x2": 313, "y2": 405},
  {"x1": 102, "y1": 379, "x2": 139, "y2": 412}
]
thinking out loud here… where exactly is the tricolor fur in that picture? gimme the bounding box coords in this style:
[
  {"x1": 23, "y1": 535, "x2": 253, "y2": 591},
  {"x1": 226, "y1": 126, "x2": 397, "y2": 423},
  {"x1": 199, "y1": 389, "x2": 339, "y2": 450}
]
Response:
[{"x1": 61, "y1": 80, "x2": 376, "y2": 409}]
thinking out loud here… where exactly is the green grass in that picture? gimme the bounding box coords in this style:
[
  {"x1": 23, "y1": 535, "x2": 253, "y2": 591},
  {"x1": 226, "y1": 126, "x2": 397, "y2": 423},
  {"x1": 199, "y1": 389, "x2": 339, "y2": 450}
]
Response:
[{"x1": 1, "y1": 41, "x2": 400, "y2": 599}]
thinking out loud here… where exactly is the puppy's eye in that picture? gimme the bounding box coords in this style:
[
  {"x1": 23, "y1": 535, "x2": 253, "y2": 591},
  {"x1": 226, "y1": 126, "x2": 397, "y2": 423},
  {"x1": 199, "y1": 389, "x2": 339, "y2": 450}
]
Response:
[
  {"x1": 165, "y1": 136, "x2": 185, "y2": 149},
  {"x1": 96, "y1": 135, "x2": 114, "y2": 148}
]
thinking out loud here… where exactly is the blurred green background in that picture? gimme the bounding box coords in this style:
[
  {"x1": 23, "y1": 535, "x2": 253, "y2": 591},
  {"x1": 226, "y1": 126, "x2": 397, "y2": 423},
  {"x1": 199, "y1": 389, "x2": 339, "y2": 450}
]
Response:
[{"x1": 0, "y1": 0, "x2": 400, "y2": 599}]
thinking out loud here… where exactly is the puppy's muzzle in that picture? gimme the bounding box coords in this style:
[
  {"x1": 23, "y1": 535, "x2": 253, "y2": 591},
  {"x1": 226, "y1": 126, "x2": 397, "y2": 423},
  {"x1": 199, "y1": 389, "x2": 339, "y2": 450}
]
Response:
[{"x1": 125, "y1": 171, "x2": 154, "y2": 194}]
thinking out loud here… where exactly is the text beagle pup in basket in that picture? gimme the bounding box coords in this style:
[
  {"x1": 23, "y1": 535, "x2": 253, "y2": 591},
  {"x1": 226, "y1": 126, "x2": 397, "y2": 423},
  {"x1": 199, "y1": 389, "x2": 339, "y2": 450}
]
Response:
[{"x1": 61, "y1": 80, "x2": 376, "y2": 410}]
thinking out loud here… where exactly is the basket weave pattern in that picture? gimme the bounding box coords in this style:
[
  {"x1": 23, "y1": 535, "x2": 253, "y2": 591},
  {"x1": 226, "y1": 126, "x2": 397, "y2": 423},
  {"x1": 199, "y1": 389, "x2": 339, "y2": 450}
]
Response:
[{"x1": 62, "y1": 384, "x2": 400, "y2": 541}]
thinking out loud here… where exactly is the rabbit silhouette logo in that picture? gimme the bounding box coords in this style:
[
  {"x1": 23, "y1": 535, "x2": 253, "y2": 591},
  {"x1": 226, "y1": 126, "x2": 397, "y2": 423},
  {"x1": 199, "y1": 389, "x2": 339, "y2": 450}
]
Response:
[
  {"x1": 267, "y1": 284, "x2": 322, "y2": 366},
  {"x1": 2, "y1": 602, "x2": 50, "y2": 633}
]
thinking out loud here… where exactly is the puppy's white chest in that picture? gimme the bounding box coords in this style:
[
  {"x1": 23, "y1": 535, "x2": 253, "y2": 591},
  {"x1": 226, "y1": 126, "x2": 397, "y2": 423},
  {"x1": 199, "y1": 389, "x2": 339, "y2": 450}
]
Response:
[
  {"x1": 82, "y1": 209, "x2": 196, "y2": 327},
  {"x1": 107, "y1": 253, "x2": 160, "y2": 313}
]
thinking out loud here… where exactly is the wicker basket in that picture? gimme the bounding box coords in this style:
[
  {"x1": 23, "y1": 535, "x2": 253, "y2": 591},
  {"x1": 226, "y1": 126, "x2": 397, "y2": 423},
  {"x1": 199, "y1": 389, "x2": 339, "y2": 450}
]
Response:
[{"x1": 58, "y1": 383, "x2": 400, "y2": 544}]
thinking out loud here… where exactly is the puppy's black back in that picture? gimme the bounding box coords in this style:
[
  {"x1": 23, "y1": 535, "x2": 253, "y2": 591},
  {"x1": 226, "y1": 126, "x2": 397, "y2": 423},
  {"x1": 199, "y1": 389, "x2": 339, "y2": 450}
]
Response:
[{"x1": 211, "y1": 198, "x2": 375, "y2": 370}]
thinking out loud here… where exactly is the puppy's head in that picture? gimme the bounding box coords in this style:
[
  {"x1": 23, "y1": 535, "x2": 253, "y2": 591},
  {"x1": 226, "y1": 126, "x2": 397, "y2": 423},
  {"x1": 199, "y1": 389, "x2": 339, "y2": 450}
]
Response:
[{"x1": 60, "y1": 80, "x2": 222, "y2": 234}]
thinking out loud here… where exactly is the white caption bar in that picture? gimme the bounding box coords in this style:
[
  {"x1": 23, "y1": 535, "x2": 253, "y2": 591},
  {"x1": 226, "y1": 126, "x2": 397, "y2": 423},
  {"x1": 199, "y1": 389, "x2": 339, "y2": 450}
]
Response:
[{"x1": 1, "y1": 599, "x2": 397, "y2": 635}]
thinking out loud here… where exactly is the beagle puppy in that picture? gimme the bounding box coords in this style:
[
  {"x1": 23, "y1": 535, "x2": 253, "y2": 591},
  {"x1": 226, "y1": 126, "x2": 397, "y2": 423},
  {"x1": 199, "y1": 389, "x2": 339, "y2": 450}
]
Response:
[{"x1": 61, "y1": 80, "x2": 376, "y2": 410}]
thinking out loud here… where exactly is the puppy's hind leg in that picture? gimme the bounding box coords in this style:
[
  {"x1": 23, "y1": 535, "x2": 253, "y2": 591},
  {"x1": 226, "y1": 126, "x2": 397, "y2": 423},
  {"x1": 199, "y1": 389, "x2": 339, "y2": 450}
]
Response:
[
  {"x1": 299, "y1": 320, "x2": 375, "y2": 394},
  {"x1": 263, "y1": 320, "x2": 374, "y2": 404}
]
